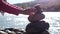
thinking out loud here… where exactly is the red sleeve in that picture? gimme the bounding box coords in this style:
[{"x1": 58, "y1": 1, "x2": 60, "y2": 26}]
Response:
[{"x1": 0, "y1": 0, "x2": 23, "y2": 15}]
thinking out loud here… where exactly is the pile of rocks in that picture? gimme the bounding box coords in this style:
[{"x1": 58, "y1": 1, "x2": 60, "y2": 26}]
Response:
[{"x1": 25, "y1": 5, "x2": 50, "y2": 34}]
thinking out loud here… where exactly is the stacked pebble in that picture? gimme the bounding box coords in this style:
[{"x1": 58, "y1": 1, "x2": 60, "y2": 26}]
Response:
[{"x1": 25, "y1": 5, "x2": 50, "y2": 34}]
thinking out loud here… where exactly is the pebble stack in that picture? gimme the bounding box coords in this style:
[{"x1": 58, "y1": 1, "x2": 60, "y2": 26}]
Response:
[{"x1": 25, "y1": 5, "x2": 50, "y2": 34}]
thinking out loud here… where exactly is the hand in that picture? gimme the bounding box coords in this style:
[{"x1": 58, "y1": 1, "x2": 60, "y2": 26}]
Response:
[{"x1": 23, "y1": 7, "x2": 37, "y2": 15}]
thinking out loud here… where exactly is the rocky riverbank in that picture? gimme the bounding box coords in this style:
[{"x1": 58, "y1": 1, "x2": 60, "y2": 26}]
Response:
[{"x1": 0, "y1": 28, "x2": 25, "y2": 34}]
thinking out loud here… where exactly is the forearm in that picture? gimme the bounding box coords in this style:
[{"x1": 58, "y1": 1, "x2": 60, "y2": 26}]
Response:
[{"x1": 0, "y1": 0, "x2": 23, "y2": 15}]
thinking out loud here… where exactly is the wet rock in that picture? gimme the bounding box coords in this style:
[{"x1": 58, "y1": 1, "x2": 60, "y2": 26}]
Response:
[{"x1": 0, "y1": 31, "x2": 8, "y2": 34}]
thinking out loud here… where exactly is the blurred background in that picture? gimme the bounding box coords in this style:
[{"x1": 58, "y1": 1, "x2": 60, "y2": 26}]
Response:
[{"x1": 0, "y1": 0, "x2": 60, "y2": 34}]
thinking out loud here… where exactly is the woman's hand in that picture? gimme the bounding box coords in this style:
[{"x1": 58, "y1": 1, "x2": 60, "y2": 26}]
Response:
[{"x1": 22, "y1": 7, "x2": 37, "y2": 15}]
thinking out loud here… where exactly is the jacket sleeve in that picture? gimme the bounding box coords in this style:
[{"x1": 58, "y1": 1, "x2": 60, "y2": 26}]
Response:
[{"x1": 0, "y1": 0, "x2": 23, "y2": 15}]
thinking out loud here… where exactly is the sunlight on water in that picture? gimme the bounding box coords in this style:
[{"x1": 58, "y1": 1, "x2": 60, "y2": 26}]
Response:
[
  {"x1": 43, "y1": 12, "x2": 60, "y2": 34},
  {"x1": 0, "y1": 12, "x2": 60, "y2": 34}
]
